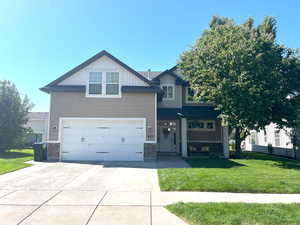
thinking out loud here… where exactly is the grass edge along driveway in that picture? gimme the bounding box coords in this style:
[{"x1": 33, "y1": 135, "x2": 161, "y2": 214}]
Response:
[
  {"x1": 166, "y1": 202, "x2": 300, "y2": 225},
  {"x1": 158, "y1": 152, "x2": 300, "y2": 193},
  {"x1": 0, "y1": 149, "x2": 33, "y2": 175}
]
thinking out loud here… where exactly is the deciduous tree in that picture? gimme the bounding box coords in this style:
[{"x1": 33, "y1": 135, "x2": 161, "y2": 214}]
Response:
[{"x1": 178, "y1": 16, "x2": 300, "y2": 156}]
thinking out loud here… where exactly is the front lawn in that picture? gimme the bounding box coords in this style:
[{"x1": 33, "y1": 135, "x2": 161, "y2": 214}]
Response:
[
  {"x1": 167, "y1": 202, "x2": 300, "y2": 225},
  {"x1": 158, "y1": 152, "x2": 300, "y2": 193},
  {"x1": 0, "y1": 149, "x2": 33, "y2": 175}
]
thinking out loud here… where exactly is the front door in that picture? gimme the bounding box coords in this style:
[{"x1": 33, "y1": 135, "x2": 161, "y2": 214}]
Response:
[{"x1": 158, "y1": 121, "x2": 177, "y2": 152}]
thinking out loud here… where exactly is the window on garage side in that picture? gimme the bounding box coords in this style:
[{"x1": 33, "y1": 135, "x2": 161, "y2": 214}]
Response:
[
  {"x1": 88, "y1": 72, "x2": 102, "y2": 95},
  {"x1": 106, "y1": 72, "x2": 119, "y2": 95}
]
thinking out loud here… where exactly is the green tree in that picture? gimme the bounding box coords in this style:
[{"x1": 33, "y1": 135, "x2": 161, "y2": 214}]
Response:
[
  {"x1": 0, "y1": 80, "x2": 33, "y2": 152},
  {"x1": 178, "y1": 16, "x2": 300, "y2": 156}
]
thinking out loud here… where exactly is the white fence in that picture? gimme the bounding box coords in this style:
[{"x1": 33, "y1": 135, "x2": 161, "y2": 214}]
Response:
[{"x1": 252, "y1": 144, "x2": 300, "y2": 159}]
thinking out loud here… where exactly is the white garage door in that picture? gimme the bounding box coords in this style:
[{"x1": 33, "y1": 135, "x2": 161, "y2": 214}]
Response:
[{"x1": 60, "y1": 118, "x2": 145, "y2": 161}]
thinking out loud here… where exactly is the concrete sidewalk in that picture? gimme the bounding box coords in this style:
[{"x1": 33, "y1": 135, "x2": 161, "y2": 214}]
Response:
[
  {"x1": 1, "y1": 190, "x2": 300, "y2": 225},
  {"x1": 0, "y1": 190, "x2": 188, "y2": 225}
]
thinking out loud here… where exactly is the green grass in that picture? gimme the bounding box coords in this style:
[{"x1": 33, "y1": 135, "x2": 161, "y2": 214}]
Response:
[
  {"x1": 158, "y1": 152, "x2": 300, "y2": 193},
  {"x1": 167, "y1": 202, "x2": 300, "y2": 225},
  {"x1": 0, "y1": 149, "x2": 33, "y2": 175}
]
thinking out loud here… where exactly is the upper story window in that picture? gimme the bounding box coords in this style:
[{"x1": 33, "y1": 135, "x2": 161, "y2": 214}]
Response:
[
  {"x1": 106, "y1": 72, "x2": 119, "y2": 95},
  {"x1": 188, "y1": 120, "x2": 215, "y2": 131},
  {"x1": 87, "y1": 72, "x2": 120, "y2": 97},
  {"x1": 161, "y1": 84, "x2": 174, "y2": 100},
  {"x1": 88, "y1": 72, "x2": 102, "y2": 95}
]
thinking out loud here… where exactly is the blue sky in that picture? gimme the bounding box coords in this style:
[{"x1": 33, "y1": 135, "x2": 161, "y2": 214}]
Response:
[{"x1": 0, "y1": 0, "x2": 299, "y2": 111}]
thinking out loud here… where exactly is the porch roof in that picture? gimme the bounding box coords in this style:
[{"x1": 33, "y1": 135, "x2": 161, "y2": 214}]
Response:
[{"x1": 157, "y1": 106, "x2": 220, "y2": 120}]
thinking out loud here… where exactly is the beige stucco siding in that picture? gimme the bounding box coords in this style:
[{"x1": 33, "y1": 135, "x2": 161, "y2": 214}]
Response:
[
  {"x1": 187, "y1": 119, "x2": 222, "y2": 142},
  {"x1": 49, "y1": 92, "x2": 156, "y2": 142}
]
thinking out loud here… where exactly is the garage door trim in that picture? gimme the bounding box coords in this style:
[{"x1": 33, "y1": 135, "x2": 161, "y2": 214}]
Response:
[{"x1": 58, "y1": 117, "x2": 146, "y2": 161}]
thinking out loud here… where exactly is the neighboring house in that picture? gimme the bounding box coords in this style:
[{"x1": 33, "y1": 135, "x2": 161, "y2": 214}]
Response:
[
  {"x1": 40, "y1": 50, "x2": 229, "y2": 161},
  {"x1": 245, "y1": 123, "x2": 293, "y2": 151},
  {"x1": 25, "y1": 112, "x2": 49, "y2": 144}
]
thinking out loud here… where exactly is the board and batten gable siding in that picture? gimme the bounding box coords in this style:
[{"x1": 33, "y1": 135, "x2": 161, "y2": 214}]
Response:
[
  {"x1": 58, "y1": 55, "x2": 148, "y2": 87},
  {"x1": 187, "y1": 119, "x2": 222, "y2": 142},
  {"x1": 49, "y1": 92, "x2": 156, "y2": 142},
  {"x1": 158, "y1": 73, "x2": 182, "y2": 108}
]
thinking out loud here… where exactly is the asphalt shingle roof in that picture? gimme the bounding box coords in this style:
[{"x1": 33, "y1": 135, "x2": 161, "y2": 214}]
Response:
[
  {"x1": 138, "y1": 71, "x2": 163, "y2": 80},
  {"x1": 157, "y1": 106, "x2": 220, "y2": 120}
]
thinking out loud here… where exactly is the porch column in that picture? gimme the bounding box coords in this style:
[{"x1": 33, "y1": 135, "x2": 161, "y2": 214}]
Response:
[
  {"x1": 181, "y1": 118, "x2": 188, "y2": 157},
  {"x1": 223, "y1": 125, "x2": 229, "y2": 158}
]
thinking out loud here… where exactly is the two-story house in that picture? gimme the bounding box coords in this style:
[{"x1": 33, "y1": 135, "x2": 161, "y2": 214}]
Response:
[{"x1": 41, "y1": 50, "x2": 229, "y2": 161}]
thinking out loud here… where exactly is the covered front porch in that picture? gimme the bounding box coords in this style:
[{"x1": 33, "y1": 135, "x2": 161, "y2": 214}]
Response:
[{"x1": 156, "y1": 106, "x2": 229, "y2": 158}]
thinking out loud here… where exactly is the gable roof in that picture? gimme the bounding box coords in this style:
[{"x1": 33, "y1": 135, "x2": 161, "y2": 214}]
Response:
[
  {"x1": 138, "y1": 71, "x2": 162, "y2": 80},
  {"x1": 40, "y1": 85, "x2": 86, "y2": 93},
  {"x1": 153, "y1": 68, "x2": 188, "y2": 86},
  {"x1": 42, "y1": 50, "x2": 152, "y2": 89}
]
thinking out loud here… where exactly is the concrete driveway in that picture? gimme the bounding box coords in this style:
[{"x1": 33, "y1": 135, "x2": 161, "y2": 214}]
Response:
[{"x1": 0, "y1": 157, "x2": 189, "y2": 225}]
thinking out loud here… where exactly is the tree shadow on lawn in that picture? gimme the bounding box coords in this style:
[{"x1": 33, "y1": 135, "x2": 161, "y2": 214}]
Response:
[
  {"x1": 234, "y1": 151, "x2": 300, "y2": 170},
  {"x1": 274, "y1": 160, "x2": 300, "y2": 170},
  {"x1": 187, "y1": 151, "x2": 300, "y2": 170},
  {"x1": 186, "y1": 158, "x2": 245, "y2": 168},
  {"x1": 0, "y1": 151, "x2": 33, "y2": 159}
]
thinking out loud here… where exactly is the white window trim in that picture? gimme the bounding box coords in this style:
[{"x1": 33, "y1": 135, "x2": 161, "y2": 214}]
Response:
[
  {"x1": 86, "y1": 71, "x2": 121, "y2": 98},
  {"x1": 161, "y1": 84, "x2": 175, "y2": 101},
  {"x1": 86, "y1": 72, "x2": 102, "y2": 97},
  {"x1": 187, "y1": 120, "x2": 216, "y2": 131}
]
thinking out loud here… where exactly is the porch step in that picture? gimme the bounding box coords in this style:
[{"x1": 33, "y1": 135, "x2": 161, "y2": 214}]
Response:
[
  {"x1": 158, "y1": 151, "x2": 178, "y2": 154},
  {"x1": 157, "y1": 151, "x2": 179, "y2": 158}
]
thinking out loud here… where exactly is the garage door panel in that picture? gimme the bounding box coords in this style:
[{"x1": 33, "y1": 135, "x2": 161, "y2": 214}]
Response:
[
  {"x1": 88, "y1": 143, "x2": 143, "y2": 152},
  {"x1": 61, "y1": 119, "x2": 145, "y2": 161}
]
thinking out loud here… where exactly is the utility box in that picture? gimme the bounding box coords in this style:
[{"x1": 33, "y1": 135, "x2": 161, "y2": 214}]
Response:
[{"x1": 33, "y1": 143, "x2": 47, "y2": 161}]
